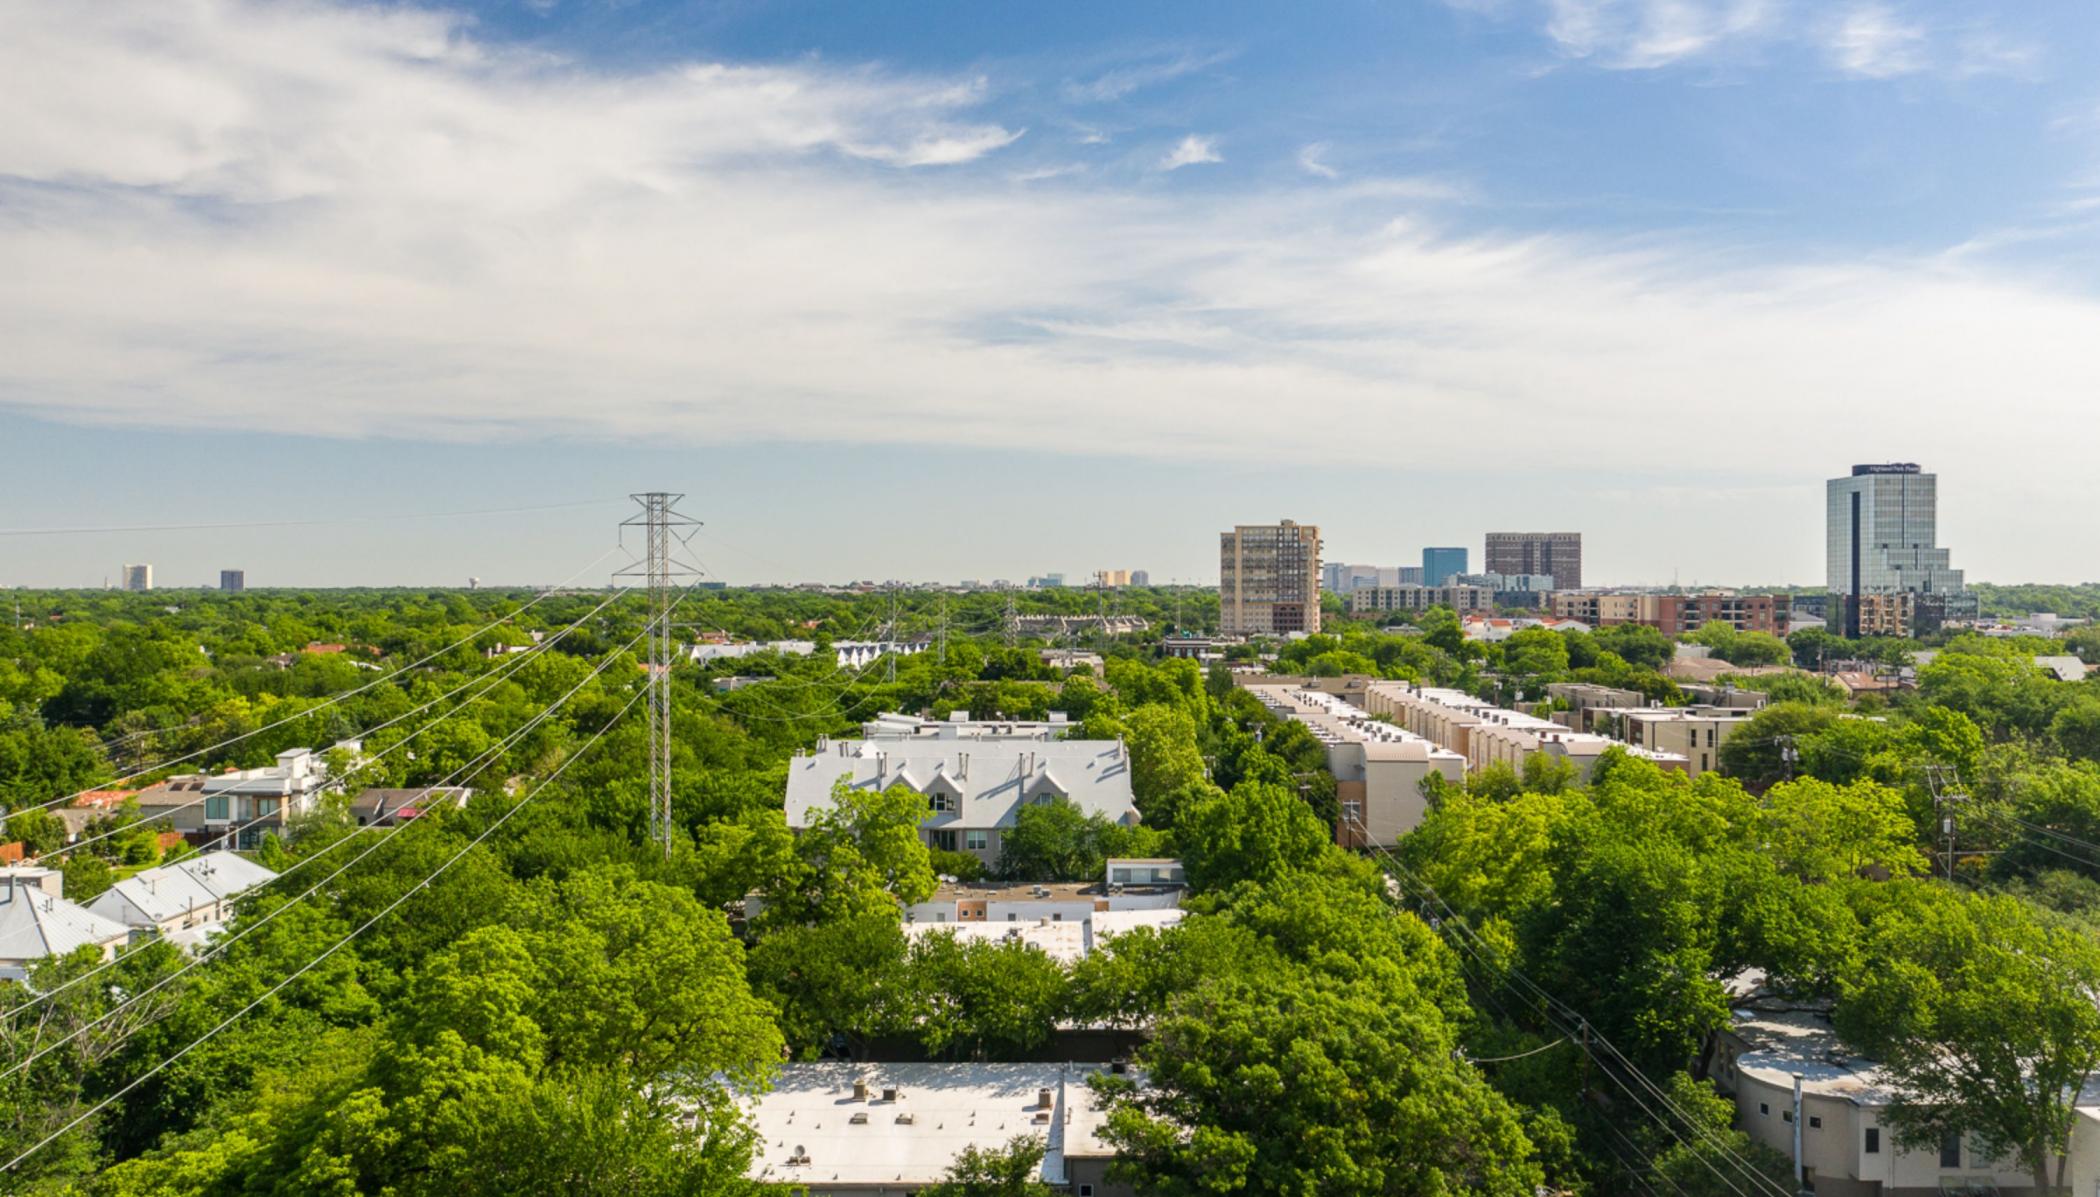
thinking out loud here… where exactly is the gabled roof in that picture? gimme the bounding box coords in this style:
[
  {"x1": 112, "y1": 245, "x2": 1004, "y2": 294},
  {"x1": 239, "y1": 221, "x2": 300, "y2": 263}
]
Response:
[
  {"x1": 787, "y1": 739, "x2": 1137, "y2": 832},
  {"x1": 0, "y1": 888, "x2": 130, "y2": 963}
]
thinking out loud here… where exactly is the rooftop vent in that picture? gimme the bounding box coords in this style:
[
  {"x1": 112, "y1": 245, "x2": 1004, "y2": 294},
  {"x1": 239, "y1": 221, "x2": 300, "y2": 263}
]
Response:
[
  {"x1": 1037, "y1": 1087, "x2": 1054, "y2": 1110},
  {"x1": 852, "y1": 1077, "x2": 868, "y2": 1101},
  {"x1": 848, "y1": 1112, "x2": 869, "y2": 1124},
  {"x1": 882, "y1": 1086, "x2": 900, "y2": 1102}
]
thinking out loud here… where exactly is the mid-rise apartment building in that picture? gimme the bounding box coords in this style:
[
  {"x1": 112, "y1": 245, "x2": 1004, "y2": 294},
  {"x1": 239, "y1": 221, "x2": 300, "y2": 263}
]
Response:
[
  {"x1": 1547, "y1": 591, "x2": 1791, "y2": 635},
  {"x1": 1363, "y1": 681, "x2": 1687, "y2": 780},
  {"x1": 1484, "y1": 532, "x2": 1582, "y2": 591},
  {"x1": 1220, "y1": 521, "x2": 1321, "y2": 635},
  {"x1": 1347, "y1": 585, "x2": 1494, "y2": 614},
  {"x1": 1242, "y1": 682, "x2": 1465, "y2": 847},
  {"x1": 122, "y1": 564, "x2": 153, "y2": 592}
]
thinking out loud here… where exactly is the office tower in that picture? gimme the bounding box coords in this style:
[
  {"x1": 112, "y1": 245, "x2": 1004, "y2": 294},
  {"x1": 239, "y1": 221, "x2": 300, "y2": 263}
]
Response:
[
  {"x1": 122, "y1": 564, "x2": 153, "y2": 592},
  {"x1": 1826, "y1": 463, "x2": 1969, "y2": 636},
  {"x1": 1220, "y1": 520, "x2": 1321, "y2": 635},
  {"x1": 1421, "y1": 547, "x2": 1469, "y2": 588},
  {"x1": 1484, "y1": 533, "x2": 1582, "y2": 591},
  {"x1": 219, "y1": 570, "x2": 245, "y2": 593},
  {"x1": 1130, "y1": 570, "x2": 1150, "y2": 586}
]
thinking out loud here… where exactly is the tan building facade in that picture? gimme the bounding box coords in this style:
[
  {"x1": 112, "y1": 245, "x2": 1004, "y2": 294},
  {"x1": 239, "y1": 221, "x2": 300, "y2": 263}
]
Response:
[
  {"x1": 1547, "y1": 591, "x2": 1791, "y2": 635},
  {"x1": 1362, "y1": 681, "x2": 1688, "y2": 780},
  {"x1": 1220, "y1": 521, "x2": 1321, "y2": 635},
  {"x1": 1484, "y1": 532, "x2": 1582, "y2": 590}
]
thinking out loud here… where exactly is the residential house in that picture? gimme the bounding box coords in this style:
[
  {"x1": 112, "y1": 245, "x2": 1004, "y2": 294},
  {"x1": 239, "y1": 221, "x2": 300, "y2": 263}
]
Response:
[
  {"x1": 0, "y1": 879, "x2": 132, "y2": 980},
  {"x1": 133, "y1": 746, "x2": 345, "y2": 849},
  {"x1": 1362, "y1": 681, "x2": 1688, "y2": 780},
  {"x1": 88, "y1": 851, "x2": 279, "y2": 936},
  {"x1": 349, "y1": 787, "x2": 473, "y2": 827}
]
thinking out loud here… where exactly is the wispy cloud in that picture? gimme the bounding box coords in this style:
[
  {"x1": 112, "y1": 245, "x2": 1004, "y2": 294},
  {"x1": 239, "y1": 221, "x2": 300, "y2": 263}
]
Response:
[
  {"x1": 1297, "y1": 143, "x2": 1339, "y2": 179},
  {"x1": 3, "y1": 0, "x2": 2099, "y2": 564},
  {"x1": 1062, "y1": 50, "x2": 1232, "y2": 103},
  {"x1": 1160, "y1": 134, "x2": 1222, "y2": 170},
  {"x1": 1826, "y1": 4, "x2": 1927, "y2": 78},
  {"x1": 1543, "y1": 0, "x2": 1770, "y2": 68}
]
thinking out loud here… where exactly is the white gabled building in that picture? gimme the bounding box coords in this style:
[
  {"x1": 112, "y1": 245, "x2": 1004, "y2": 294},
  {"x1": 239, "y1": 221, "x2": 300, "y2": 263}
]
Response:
[
  {"x1": 787, "y1": 718, "x2": 1139, "y2": 868},
  {"x1": 88, "y1": 851, "x2": 279, "y2": 937},
  {"x1": 0, "y1": 878, "x2": 133, "y2": 980}
]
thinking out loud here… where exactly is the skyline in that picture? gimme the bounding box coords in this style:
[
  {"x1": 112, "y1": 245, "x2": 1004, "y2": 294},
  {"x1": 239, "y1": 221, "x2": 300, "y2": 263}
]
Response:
[{"x1": 5, "y1": 0, "x2": 2100, "y2": 584}]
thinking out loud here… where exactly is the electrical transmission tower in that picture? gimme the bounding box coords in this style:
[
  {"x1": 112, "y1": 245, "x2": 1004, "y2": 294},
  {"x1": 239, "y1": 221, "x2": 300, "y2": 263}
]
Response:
[{"x1": 618, "y1": 493, "x2": 703, "y2": 858}]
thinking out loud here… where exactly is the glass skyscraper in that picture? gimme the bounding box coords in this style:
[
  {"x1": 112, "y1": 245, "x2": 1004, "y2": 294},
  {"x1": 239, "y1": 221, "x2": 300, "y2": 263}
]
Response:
[{"x1": 1826, "y1": 463, "x2": 1971, "y2": 634}]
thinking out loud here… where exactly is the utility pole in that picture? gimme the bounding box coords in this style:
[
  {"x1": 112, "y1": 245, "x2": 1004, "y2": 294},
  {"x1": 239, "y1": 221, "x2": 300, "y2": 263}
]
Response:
[
  {"x1": 618, "y1": 493, "x2": 702, "y2": 859},
  {"x1": 886, "y1": 582, "x2": 901, "y2": 684},
  {"x1": 1925, "y1": 764, "x2": 1967, "y2": 882}
]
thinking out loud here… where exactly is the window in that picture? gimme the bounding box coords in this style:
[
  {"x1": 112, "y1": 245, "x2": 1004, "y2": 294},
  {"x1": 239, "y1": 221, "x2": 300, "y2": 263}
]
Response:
[
  {"x1": 965, "y1": 830, "x2": 988, "y2": 852},
  {"x1": 1782, "y1": 1111, "x2": 1792, "y2": 1123},
  {"x1": 1864, "y1": 1128, "x2": 1879, "y2": 1154},
  {"x1": 1079, "y1": 1188, "x2": 1094, "y2": 1197},
  {"x1": 1808, "y1": 1116, "x2": 1821, "y2": 1129},
  {"x1": 929, "y1": 793, "x2": 955, "y2": 814},
  {"x1": 928, "y1": 830, "x2": 956, "y2": 852},
  {"x1": 205, "y1": 795, "x2": 229, "y2": 821},
  {"x1": 1052, "y1": 913, "x2": 1063, "y2": 921},
  {"x1": 1007, "y1": 913, "x2": 1017, "y2": 922},
  {"x1": 257, "y1": 798, "x2": 281, "y2": 819},
  {"x1": 1939, "y1": 1132, "x2": 1961, "y2": 1169},
  {"x1": 1758, "y1": 1103, "x2": 1769, "y2": 1116}
]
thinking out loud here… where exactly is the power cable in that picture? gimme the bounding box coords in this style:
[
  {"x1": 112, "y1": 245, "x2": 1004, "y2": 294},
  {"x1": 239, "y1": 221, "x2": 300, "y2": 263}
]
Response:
[
  {"x1": 0, "y1": 623, "x2": 650, "y2": 1082},
  {"x1": 7, "y1": 545, "x2": 626, "y2": 819},
  {"x1": 0, "y1": 500, "x2": 621, "y2": 538},
  {"x1": 0, "y1": 683, "x2": 646, "y2": 1175}
]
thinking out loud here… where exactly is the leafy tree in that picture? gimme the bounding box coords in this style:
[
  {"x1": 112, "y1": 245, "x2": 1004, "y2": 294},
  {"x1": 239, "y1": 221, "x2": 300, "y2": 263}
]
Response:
[
  {"x1": 919, "y1": 1135, "x2": 1052, "y2": 1197},
  {"x1": 1098, "y1": 972, "x2": 1543, "y2": 1196},
  {"x1": 1176, "y1": 780, "x2": 1329, "y2": 892},
  {"x1": 1837, "y1": 885, "x2": 2100, "y2": 1194},
  {"x1": 6, "y1": 807, "x2": 65, "y2": 856},
  {"x1": 1760, "y1": 778, "x2": 1926, "y2": 881},
  {"x1": 1122, "y1": 705, "x2": 1209, "y2": 829},
  {"x1": 904, "y1": 932, "x2": 1068, "y2": 1060},
  {"x1": 2051, "y1": 696, "x2": 2100, "y2": 763},
  {"x1": 1636, "y1": 1072, "x2": 1794, "y2": 1197}
]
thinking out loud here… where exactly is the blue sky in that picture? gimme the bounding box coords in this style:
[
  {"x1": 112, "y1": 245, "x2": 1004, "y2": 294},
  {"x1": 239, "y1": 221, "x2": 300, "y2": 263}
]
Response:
[{"x1": 2, "y1": 0, "x2": 2097, "y2": 587}]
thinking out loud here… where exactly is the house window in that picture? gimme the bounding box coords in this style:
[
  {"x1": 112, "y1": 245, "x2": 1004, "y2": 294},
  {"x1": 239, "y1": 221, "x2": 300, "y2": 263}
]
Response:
[
  {"x1": 1939, "y1": 1132, "x2": 1961, "y2": 1168},
  {"x1": 929, "y1": 793, "x2": 955, "y2": 814},
  {"x1": 205, "y1": 796, "x2": 229, "y2": 821},
  {"x1": 1808, "y1": 1116, "x2": 1821, "y2": 1129},
  {"x1": 1759, "y1": 1103, "x2": 1769, "y2": 1116},
  {"x1": 1052, "y1": 913, "x2": 1062, "y2": 921},
  {"x1": 1864, "y1": 1128, "x2": 1879, "y2": 1154},
  {"x1": 1007, "y1": 913, "x2": 1017, "y2": 922},
  {"x1": 1079, "y1": 1187, "x2": 1094, "y2": 1197},
  {"x1": 965, "y1": 830, "x2": 988, "y2": 851},
  {"x1": 257, "y1": 798, "x2": 281, "y2": 819},
  {"x1": 1782, "y1": 1111, "x2": 1792, "y2": 1123},
  {"x1": 928, "y1": 830, "x2": 956, "y2": 851}
]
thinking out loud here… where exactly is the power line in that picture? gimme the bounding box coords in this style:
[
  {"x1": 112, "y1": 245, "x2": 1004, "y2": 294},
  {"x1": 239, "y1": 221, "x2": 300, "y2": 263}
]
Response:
[
  {"x1": 37, "y1": 589, "x2": 630, "y2": 865},
  {"x1": 6, "y1": 544, "x2": 627, "y2": 820},
  {"x1": 0, "y1": 623, "x2": 652, "y2": 1082},
  {"x1": 0, "y1": 594, "x2": 632, "y2": 1022},
  {"x1": 0, "y1": 684, "x2": 647, "y2": 1175}
]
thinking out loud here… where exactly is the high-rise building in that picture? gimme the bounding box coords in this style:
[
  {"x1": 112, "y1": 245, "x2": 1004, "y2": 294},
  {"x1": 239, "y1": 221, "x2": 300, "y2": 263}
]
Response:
[
  {"x1": 1826, "y1": 463, "x2": 1971, "y2": 636},
  {"x1": 1421, "y1": 548, "x2": 1469, "y2": 587},
  {"x1": 122, "y1": 564, "x2": 153, "y2": 592},
  {"x1": 1130, "y1": 570, "x2": 1151, "y2": 586},
  {"x1": 1220, "y1": 520, "x2": 1321, "y2": 636},
  {"x1": 1484, "y1": 533, "x2": 1582, "y2": 591},
  {"x1": 219, "y1": 570, "x2": 245, "y2": 593}
]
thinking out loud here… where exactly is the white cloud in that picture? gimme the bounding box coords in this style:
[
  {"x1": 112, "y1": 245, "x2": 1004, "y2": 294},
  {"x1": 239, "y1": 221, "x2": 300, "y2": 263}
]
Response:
[
  {"x1": 1062, "y1": 50, "x2": 1230, "y2": 103},
  {"x1": 1160, "y1": 134, "x2": 1222, "y2": 170},
  {"x1": 3, "y1": 0, "x2": 2100, "y2": 573},
  {"x1": 1297, "y1": 143, "x2": 1339, "y2": 179},
  {"x1": 1543, "y1": 0, "x2": 1770, "y2": 68},
  {"x1": 1827, "y1": 4, "x2": 1927, "y2": 78}
]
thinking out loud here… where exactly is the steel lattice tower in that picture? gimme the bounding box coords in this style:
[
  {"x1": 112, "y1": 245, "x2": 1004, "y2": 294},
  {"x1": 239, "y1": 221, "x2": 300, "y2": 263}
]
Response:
[{"x1": 618, "y1": 493, "x2": 703, "y2": 858}]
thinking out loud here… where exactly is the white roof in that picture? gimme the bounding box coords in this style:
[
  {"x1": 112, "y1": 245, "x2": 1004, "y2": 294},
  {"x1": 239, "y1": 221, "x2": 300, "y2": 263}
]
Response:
[
  {"x1": 905, "y1": 907, "x2": 1185, "y2": 964},
  {"x1": 0, "y1": 888, "x2": 131, "y2": 964},
  {"x1": 746, "y1": 1062, "x2": 1119, "y2": 1188},
  {"x1": 90, "y1": 852, "x2": 278, "y2": 925},
  {"x1": 787, "y1": 739, "x2": 1137, "y2": 832}
]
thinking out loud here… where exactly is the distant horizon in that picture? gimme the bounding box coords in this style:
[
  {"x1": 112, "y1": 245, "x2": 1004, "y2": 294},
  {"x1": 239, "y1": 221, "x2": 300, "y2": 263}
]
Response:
[{"x1": 6, "y1": 1, "x2": 2099, "y2": 586}]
